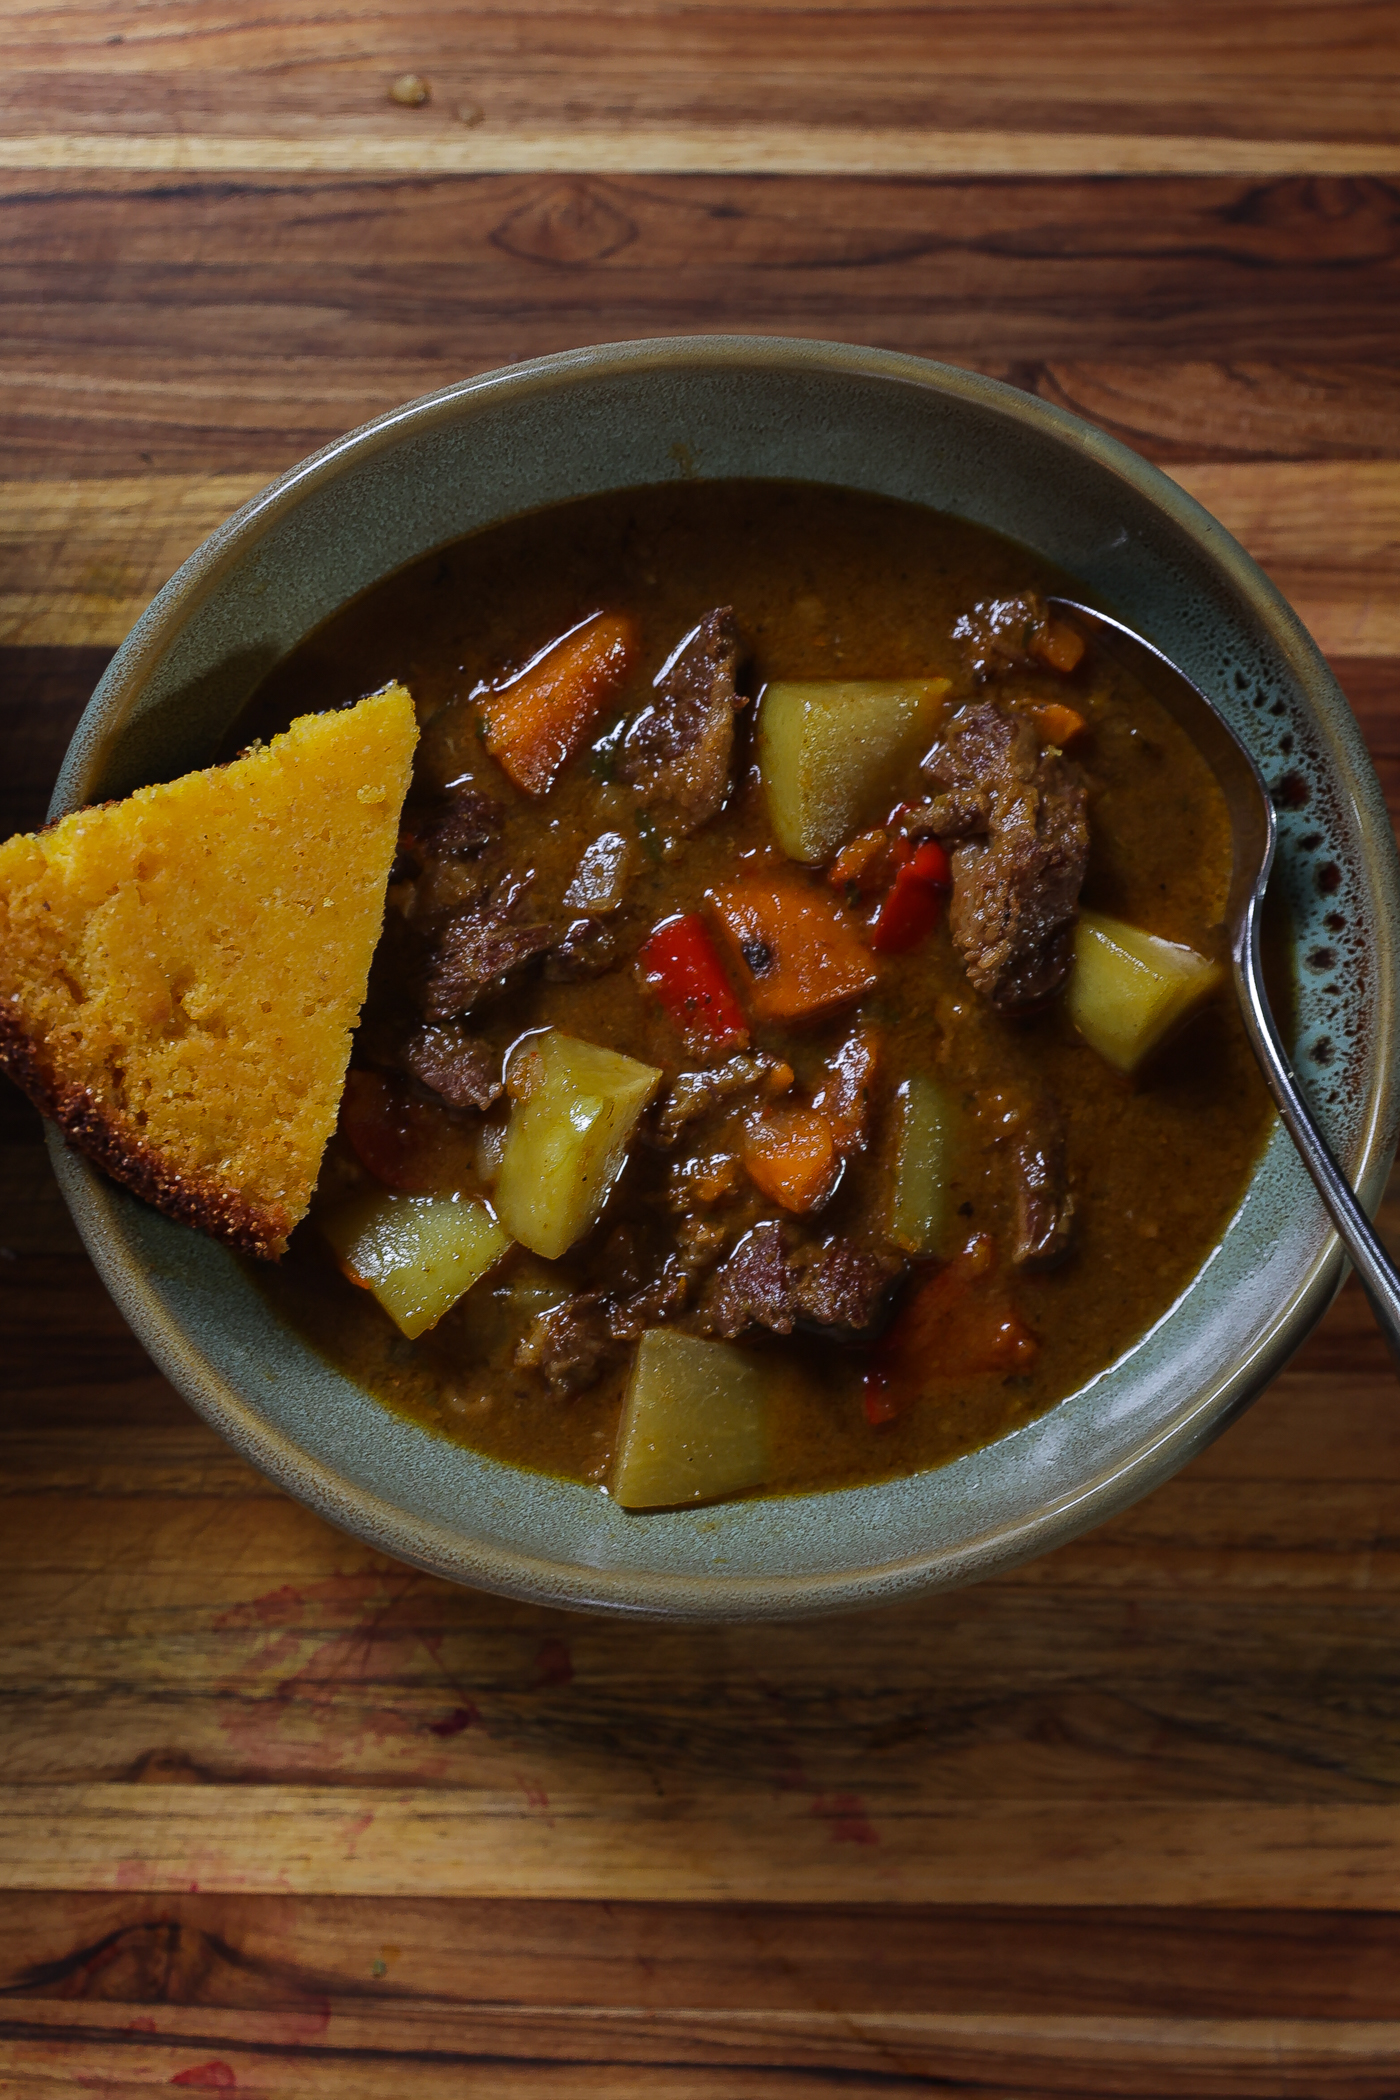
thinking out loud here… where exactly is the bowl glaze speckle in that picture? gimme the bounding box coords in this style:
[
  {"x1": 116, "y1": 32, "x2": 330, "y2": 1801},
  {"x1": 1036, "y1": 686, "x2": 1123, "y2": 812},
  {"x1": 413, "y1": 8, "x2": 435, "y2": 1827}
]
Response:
[{"x1": 49, "y1": 338, "x2": 1400, "y2": 1619}]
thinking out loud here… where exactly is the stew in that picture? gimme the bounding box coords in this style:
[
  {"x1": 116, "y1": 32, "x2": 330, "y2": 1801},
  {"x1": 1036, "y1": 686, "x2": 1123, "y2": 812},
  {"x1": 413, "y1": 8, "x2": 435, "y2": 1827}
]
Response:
[{"x1": 245, "y1": 479, "x2": 1275, "y2": 1506}]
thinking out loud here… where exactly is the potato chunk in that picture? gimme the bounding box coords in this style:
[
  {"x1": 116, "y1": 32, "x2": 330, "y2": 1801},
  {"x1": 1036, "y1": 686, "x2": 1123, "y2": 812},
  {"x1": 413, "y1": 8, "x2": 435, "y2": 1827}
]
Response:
[
  {"x1": 495, "y1": 1029, "x2": 662, "y2": 1260},
  {"x1": 757, "y1": 678, "x2": 950, "y2": 863},
  {"x1": 320, "y1": 1189, "x2": 510, "y2": 1339},
  {"x1": 611, "y1": 1328, "x2": 771, "y2": 1509},
  {"x1": 1067, "y1": 910, "x2": 1225, "y2": 1074}
]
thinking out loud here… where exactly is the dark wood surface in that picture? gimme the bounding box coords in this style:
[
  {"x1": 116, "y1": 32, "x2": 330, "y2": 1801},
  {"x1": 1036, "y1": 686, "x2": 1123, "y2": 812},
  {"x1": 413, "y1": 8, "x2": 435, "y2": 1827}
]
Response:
[{"x1": 4, "y1": 5, "x2": 1400, "y2": 2091}]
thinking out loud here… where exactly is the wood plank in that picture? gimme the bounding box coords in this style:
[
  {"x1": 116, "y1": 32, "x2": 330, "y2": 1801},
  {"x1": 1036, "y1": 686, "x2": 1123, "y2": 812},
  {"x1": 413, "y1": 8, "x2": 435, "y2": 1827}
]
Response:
[
  {"x1": 5, "y1": 173, "x2": 1400, "y2": 483},
  {"x1": 6, "y1": 1895, "x2": 1400, "y2": 2099},
  {"x1": 4, "y1": 2005, "x2": 1400, "y2": 2100},
  {"x1": 5, "y1": 128, "x2": 1400, "y2": 177},
  {"x1": 6, "y1": 174, "x2": 1398, "y2": 363},
  {"x1": 5, "y1": 1785, "x2": 1400, "y2": 1904},
  {"x1": 8, "y1": 1506, "x2": 1400, "y2": 1783},
  {"x1": 9, "y1": 1893, "x2": 1400, "y2": 2019},
  {"x1": 6, "y1": 0, "x2": 1398, "y2": 152}
]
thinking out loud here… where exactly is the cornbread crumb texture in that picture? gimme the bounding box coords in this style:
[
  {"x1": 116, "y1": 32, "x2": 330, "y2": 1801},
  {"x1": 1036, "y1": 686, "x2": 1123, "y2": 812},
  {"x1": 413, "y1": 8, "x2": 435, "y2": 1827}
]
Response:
[{"x1": 0, "y1": 684, "x2": 418, "y2": 1257}]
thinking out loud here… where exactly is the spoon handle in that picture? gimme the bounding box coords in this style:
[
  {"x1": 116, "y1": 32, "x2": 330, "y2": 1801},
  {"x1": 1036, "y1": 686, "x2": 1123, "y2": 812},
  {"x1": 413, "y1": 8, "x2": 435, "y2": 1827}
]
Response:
[{"x1": 1236, "y1": 893, "x2": 1400, "y2": 1369}]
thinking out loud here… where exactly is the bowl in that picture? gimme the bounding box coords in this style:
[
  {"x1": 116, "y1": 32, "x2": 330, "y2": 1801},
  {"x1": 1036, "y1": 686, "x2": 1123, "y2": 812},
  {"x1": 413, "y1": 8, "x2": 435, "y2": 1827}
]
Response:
[{"x1": 48, "y1": 336, "x2": 1400, "y2": 1620}]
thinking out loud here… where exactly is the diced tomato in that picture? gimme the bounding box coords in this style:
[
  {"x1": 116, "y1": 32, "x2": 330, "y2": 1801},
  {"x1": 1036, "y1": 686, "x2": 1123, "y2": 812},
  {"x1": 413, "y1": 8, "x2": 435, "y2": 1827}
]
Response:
[
  {"x1": 637, "y1": 912, "x2": 750, "y2": 1057},
  {"x1": 861, "y1": 1235, "x2": 1039, "y2": 1426}
]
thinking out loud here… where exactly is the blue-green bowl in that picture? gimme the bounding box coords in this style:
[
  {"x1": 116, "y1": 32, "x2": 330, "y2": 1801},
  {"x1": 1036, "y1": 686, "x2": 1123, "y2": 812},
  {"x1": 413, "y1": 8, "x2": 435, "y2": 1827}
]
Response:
[{"x1": 48, "y1": 338, "x2": 1400, "y2": 1619}]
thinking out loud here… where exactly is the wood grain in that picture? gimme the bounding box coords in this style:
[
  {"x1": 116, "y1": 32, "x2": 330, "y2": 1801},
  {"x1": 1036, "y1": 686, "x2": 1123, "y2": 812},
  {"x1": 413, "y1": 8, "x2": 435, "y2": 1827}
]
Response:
[
  {"x1": 7, "y1": 1, "x2": 1400, "y2": 2081},
  {"x1": 8, "y1": 1788, "x2": 1400, "y2": 1905},
  {"x1": 7, "y1": 0, "x2": 1400, "y2": 154},
  {"x1": 8, "y1": 129, "x2": 1400, "y2": 177},
  {"x1": 5, "y1": 170, "x2": 1399, "y2": 497},
  {"x1": 5, "y1": 1894, "x2": 1400, "y2": 2094},
  {"x1": 10, "y1": 1894, "x2": 1400, "y2": 2018}
]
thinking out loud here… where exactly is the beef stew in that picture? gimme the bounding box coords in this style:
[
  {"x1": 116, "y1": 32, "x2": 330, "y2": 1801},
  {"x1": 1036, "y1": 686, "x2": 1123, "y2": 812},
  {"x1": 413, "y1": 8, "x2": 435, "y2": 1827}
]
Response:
[{"x1": 246, "y1": 480, "x2": 1275, "y2": 1506}]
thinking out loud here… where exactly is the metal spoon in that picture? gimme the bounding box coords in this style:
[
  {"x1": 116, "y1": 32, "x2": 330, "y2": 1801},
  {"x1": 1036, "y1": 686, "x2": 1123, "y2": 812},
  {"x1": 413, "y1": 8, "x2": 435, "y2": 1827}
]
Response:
[{"x1": 1048, "y1": 596, "x2": 1400, "y2": 1367}]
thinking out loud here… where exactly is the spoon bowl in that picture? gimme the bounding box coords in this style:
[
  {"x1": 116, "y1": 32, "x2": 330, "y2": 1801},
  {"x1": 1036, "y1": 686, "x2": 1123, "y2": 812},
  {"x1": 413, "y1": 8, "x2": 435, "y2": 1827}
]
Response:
[{"x1": 1051, "y1": 597, "x2": 1400, "y2": 1368}]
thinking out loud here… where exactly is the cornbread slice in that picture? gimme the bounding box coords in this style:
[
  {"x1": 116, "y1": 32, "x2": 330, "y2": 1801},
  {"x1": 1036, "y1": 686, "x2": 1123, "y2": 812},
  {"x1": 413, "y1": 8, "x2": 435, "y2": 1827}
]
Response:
[{"x1": 0, "y1": 684, "x2": 418, "y2": 1258}]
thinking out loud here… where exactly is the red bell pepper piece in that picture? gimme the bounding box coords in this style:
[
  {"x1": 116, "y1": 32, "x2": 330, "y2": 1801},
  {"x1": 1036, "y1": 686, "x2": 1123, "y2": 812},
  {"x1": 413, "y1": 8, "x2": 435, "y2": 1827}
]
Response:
[
  {"x1": 866, "y1": 838, "x2": 951, "y2": 954},
  {"x1": 638, "y1": 913, "x2": 750, "y2": 1057}
]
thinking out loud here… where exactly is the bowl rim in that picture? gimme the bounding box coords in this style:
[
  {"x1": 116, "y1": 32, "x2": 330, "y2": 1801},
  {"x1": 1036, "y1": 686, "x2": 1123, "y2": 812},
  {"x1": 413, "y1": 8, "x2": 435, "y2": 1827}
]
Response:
[{"x1": 47, "y1": 333, "x2": 1400, "y2": 1619}]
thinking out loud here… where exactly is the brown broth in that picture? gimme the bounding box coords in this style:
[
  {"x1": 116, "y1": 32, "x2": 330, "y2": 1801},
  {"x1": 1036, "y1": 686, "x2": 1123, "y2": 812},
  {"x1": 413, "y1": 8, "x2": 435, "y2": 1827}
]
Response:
[{"x1": 246, "y1": 480, "x2": 1275, "y2": 1498}]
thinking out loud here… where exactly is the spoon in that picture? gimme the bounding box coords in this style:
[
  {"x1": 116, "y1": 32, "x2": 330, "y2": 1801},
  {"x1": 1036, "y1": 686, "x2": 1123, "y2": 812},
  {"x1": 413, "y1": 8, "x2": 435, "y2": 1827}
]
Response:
[{"x1": 1048, "y1": 596, "x2": 1400, "y2": 1367}]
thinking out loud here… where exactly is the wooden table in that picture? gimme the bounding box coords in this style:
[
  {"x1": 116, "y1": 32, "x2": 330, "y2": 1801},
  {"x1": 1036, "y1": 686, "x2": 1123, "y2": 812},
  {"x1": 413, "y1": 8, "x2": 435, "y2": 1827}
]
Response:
[{"x1": 5, "y1": 5, "x2": 1400, "y2": 2090}]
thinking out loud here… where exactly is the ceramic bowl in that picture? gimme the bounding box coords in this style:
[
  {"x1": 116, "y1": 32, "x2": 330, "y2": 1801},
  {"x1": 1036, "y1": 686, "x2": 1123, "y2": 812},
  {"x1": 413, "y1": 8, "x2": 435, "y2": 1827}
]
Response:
[{"x1": 49, "y1": 337, "x2": 1400, "y2": 1619}]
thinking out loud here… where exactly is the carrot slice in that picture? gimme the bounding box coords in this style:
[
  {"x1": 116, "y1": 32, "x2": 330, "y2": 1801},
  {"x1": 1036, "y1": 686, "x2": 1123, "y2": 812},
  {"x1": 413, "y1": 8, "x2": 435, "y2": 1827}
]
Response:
[
  {"x1": 1031, "y1": 617, "x2": 1086, "y2": 674},
  {"x1": 742, "y1": 1105, "x2": 841, "y2": 1213},
  {"x1": 827, "y1": 828, "x2": 893, "y2": 898},
  {"x1": 1029, "y1": 700, "x2": 1087, "y2": 748},
  {"x1": 708, "y1": 876, "x2": 878, "y2": 1022},
  {"x1": 484, "y1": 612, "x2": 639, "y2": 796},
  {"x1": 862, "y1": 1235, "x2": 1039, "y2": 1425}
]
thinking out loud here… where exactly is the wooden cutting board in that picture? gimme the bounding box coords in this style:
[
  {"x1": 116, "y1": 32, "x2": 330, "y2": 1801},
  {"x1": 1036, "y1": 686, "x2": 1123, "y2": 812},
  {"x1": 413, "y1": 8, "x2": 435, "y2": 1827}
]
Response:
[{"x1": 4, "y1": 3, "x2": 1400, "y2": 2089}]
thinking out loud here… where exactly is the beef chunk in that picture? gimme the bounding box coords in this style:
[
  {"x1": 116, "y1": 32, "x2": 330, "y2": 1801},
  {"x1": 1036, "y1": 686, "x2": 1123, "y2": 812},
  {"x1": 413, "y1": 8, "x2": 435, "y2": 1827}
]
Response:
[
  {"x1": 1011, "y1": 1117, "x2": 1076, "y2": 1270},
  {"x1": 543, "y1": 915, "x2": 626, "y2": 984},
  {"x1": 664, "y1": 1151, "x2": 745, "y2": 1211},
  {"x1": 791, "y1": 1238, "x2": 906, "y2": 1336},
  {"x1": 607, "y1": 1255, "x2": 691, "y2": 1341},
  {"x1": 812, "y1": 1028, "x2": 880, "y2": 1155},
  {"x1": 654, "y1": 1053, "x2": 782, "y2": 1147},
  {"x1": 674, "y1": 1215, "x2": 729, "y2": 1273},
  {"x1": 619, "y1": 607, "x2": 748, "y2": 833},
  {"x1": 700, "y1": 1221, "x2": 904, "y2": 1340},
  {"x1": 563, "y1": 830, "x2": 635, "y2": 914},
  {"x1": 700, "y1": 1220, "x2": 797, "y2": 1338},
  {"x1": 514, "y1": 1291, "x2": 619, "y2": 1395},
  {"x1": 913, "y1": 784, "x2": 991, "y2": 840},
  {"x1": 919, "y1": 701, "x2": 1088, "y2": 1012},
  {"x1": 400, "y1": 1023, "x2": 502, "y2": 1110},
  {"x1": 952, "y1": 590, "x2": 1052, "y2": 681},
  {"x1": 515, "y1": 1259, "x2": 693, "y2": 1388},
  {"x1": 423, "y1": 875, "x2": 558, "y2": 1019},
  {"x1": 414, "y1": 788, "x2": 505, "y2": 861}
]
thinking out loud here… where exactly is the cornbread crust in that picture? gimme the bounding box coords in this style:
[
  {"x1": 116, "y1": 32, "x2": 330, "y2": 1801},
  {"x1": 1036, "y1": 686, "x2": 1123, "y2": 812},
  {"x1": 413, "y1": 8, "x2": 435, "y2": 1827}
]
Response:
[
  {"x1": 0, "y1": 997, "x2": 294, "y2": 1255},
  {"x1": 0, "y1": 686, "x2": 418, "y2": 1258}
]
